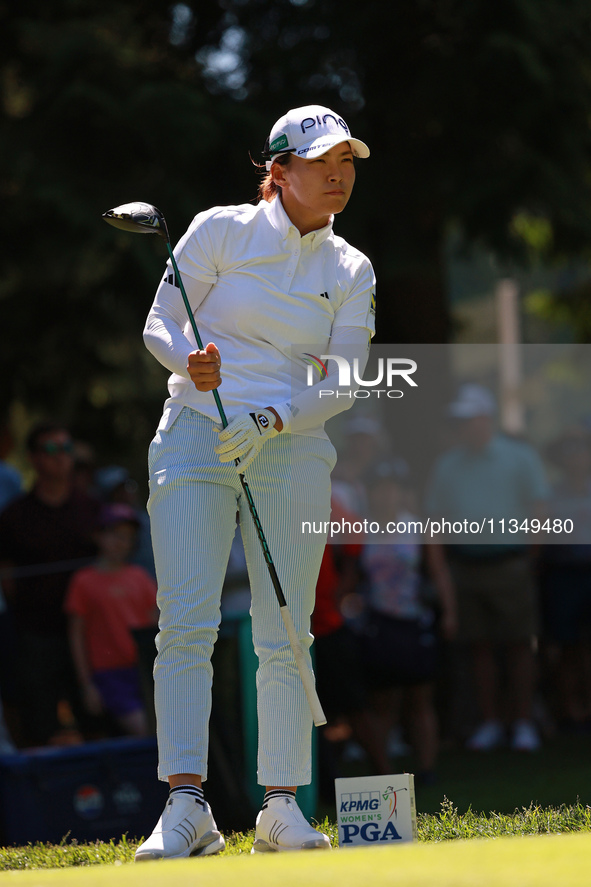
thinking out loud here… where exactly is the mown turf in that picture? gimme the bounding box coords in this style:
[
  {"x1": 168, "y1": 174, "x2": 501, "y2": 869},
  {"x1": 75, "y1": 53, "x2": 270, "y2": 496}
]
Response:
[
  {"x1": 3, "y1": 729, "x2": 591, "y2": 880},
  {"x1": 2, "y1": 802, "x2": 591, "y2": 872},
  {"x1": 1, "y1": 831, "x2": 591, "y2": 887}
]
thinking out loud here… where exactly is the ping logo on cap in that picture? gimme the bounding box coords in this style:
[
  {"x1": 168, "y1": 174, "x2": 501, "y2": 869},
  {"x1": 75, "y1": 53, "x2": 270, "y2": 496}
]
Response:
[{"x1": 300, "y1": 113, "x2": 350, "y2": 136}]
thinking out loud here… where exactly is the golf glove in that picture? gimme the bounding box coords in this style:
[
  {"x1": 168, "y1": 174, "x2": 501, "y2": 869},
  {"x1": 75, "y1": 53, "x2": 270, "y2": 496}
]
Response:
[{"x1": 214, "y1": 408, "x2": 279, "y2": 473}]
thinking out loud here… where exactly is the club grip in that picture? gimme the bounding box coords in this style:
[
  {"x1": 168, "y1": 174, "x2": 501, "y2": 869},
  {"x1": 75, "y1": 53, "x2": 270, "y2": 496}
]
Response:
[{"x1": 280, "y1": 606, "x2": 327, "y2": 727}]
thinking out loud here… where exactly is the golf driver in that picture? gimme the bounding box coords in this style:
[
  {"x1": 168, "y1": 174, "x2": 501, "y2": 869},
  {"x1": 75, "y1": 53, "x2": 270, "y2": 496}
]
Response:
[{"x1": 103, "y1": 202, "x2": 327, "y2": 727}]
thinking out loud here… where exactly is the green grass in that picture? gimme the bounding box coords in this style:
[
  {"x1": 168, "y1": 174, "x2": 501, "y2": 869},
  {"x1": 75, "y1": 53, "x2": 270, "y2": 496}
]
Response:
[
  {"x1": 3, "y1": 731, "x2": 591, "y2": 879},
  {"x1": 2, "y1": 802, "x2": 591, "y2": 871},
  {"x1": 2, "y1": 832, "x2": 591, "y2": 887},
  {"x1": 419, "y1": 798, "x2": 591, "y2": 840}
]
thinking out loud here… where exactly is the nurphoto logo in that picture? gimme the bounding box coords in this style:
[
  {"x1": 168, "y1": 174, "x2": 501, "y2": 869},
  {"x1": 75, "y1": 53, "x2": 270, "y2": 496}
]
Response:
[{"x1": 303, "y1": 353, "x2": 418, "y2": 400}]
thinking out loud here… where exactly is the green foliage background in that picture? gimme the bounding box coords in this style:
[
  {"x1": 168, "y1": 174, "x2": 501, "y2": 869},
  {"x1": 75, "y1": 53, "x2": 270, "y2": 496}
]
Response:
[{"x1": 3, "y1": 0, "x2": 591, "y2": 475}]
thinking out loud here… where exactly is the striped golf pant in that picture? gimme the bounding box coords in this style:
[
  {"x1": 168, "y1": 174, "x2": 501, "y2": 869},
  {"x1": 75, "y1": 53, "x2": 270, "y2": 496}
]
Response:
[{"x1": 147, "y1": 407, "x2": 335, "y2": 786}]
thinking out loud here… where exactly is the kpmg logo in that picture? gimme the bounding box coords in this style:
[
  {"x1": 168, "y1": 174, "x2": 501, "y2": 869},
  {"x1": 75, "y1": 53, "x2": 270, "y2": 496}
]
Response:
[
  {"x1": 340, "y1": 791, "x2": 381, "y2": 813},
  {"x1": 338, "y1": 788, "x2": 405, "y2": 844},
  {"x1": 303, "y1": 353, "x2": 418, "y2": 400},
  {"x1": 336, "y1": 774, "x2": 416, "y2": 847}
]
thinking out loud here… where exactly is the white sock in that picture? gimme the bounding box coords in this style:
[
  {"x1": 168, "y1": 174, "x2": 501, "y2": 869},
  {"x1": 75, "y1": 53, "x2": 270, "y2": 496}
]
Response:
[
  {"x1": 263, "y1": 789, "x2": 296, "y2": 808},
  {"x1": 169, "y1": 784, "x2": 205, "y2": 808}
]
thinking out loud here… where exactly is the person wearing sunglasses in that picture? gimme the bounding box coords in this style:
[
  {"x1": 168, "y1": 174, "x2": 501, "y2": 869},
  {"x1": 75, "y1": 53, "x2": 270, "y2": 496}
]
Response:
[{"x1": 0, "y1": 421, "x2": 101, "y2": 747}]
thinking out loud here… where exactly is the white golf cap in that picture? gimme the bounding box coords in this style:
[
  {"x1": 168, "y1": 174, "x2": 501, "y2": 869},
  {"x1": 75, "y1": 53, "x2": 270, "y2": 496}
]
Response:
[
  {"x1": 448, "y1": 384, "x2": 496, "y2": 419},
  {"x1": 264, "y1": 104, "x2": 370, "y2": 170}
]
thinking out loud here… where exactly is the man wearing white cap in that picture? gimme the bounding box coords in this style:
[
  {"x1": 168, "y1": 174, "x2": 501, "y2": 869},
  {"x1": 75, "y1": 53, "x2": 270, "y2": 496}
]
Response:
[
  {"x1": 136, "y1": 105, "x2": 375, "y2": 859},
  {"x1": 426, "y1": 384, "x2": 549, "y2": 753}
]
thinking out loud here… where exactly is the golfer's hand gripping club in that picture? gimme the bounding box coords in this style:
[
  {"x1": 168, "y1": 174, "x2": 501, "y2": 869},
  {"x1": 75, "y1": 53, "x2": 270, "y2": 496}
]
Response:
[{"x1": 214, "y1": 409, "x2": 280, "y2": 473}]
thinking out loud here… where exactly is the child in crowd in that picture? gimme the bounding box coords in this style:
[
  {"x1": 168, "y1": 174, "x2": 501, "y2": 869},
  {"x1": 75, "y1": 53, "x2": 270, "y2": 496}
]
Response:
[{"x1": 65, "y1": 503, "x2": 158, "y2": 737}]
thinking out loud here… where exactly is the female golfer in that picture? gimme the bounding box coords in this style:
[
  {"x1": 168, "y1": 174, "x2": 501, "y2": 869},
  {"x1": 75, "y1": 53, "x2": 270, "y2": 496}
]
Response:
[{"x1": 136, "y1": 105, "x2": 375, "y2": 860}]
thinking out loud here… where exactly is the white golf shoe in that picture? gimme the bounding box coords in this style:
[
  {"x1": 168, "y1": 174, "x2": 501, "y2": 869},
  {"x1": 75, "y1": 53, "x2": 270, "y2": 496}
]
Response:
[
  {"x1": 251, "y1": 795, "x2": 331, "y2": 853},
  {"x1": 135, "y1": 793, "x2": 225, "y2": 861}
]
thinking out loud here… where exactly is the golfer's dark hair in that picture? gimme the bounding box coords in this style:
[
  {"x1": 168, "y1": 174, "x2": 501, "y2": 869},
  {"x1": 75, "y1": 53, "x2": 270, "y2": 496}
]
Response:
[
  {"x1": 255, "y1": 153, "x2": 292, "y2": 203},
  {"x1": 26, "y1": 420, "x2": 71, "y2": 452}
]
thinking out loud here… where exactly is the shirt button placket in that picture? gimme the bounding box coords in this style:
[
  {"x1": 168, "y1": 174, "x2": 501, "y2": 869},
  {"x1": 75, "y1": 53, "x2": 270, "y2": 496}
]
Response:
[{"x1": 285, "y1": 236, "x2": 300, "y2": 290}]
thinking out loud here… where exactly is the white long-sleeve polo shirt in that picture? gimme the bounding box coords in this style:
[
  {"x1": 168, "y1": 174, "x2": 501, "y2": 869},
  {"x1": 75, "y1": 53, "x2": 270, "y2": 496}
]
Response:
[{"x1": 144, "y1": 194, "x2": 376, "y2": 438}]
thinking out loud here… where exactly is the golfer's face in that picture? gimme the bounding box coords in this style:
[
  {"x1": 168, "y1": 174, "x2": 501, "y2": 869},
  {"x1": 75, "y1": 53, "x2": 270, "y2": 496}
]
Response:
[{"x1": 281, "y1": 144, "x2": 356, "y2": 218}]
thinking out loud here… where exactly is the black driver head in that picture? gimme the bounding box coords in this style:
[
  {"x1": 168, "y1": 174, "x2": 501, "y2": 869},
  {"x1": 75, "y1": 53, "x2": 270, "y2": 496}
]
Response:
[{"x1": 102, "y1": 202, "x2": 170, "y2": 242}]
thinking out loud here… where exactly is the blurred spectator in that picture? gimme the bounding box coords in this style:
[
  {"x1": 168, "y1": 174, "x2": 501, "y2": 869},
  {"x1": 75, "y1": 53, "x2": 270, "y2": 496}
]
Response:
[
  {"x1": 357, "y1": 460, "x2": 457, "y2": 783},
  {"x1": 72, "y1": 440, "x2": 98, "y2": 497},
  {"x1": 539, "y1": 427, "x2": 591, "y2": 729},
  {"x1": 0, "y1": 419, "x2": 22, "y2": 753},
  {"x1": 0, "y1": 702, "x2": 15, "y2": 755},
  {"x1": 0, "y1": 422, "x2": 23, "y2": 512},
  {"x1": 426, "y1": 384, "x2": 549, "y2": 752},
  {"x1": 95, "y1": 465, "x2": 155, "y2": 578},
  {"x1": 65, "y1": 503, "x2": 158, "y2": 738},
  {"x1": 0, "y1": 421, "x2": 100, "y2": 747},
  {"x1": 331, "y1": 416, "x2": 390, "y2": 518}
]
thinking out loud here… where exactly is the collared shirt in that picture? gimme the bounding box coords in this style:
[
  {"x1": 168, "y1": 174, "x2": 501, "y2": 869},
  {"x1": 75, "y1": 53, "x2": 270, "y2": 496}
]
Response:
[{"x1": 145, "y1": 196, "x2": 375, "y2": 434}]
